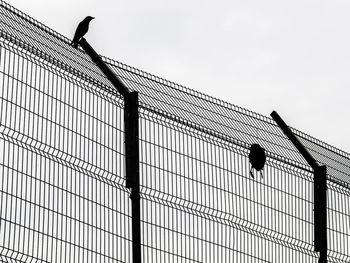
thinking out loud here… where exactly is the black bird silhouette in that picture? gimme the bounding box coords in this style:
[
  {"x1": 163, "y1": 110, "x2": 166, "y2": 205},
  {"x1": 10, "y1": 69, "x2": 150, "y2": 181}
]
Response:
[
  {"x1": 249, "y1": 144, "x2": 266, "y2": 178},
  {"x1": 71, "y1": 16, "x2": 94, "y2": 48}
]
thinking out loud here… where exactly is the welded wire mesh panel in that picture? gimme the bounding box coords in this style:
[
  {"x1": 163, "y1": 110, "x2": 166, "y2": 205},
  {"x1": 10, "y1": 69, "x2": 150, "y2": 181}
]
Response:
[
  {"x1": 0, "y1": 42, "x2": 131, "y2": 262},
  {"x1": 1, "y1": 1, "x2": 350, "y2": 262},
  {"x1": 138, "y1": 115, "x2": 323, "y2": 262},
  {"x1": 139, "y1": 111, "x2": 350, "y2": 262},
  {"x1": 327, "y1": 183, "x2": 350, "y2": 261}
]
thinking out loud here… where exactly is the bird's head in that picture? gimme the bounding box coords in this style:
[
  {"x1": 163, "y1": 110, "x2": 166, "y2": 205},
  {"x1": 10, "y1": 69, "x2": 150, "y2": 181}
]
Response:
[{"x1": 85, "y1": 16, "x2": 95, "y2": 22}]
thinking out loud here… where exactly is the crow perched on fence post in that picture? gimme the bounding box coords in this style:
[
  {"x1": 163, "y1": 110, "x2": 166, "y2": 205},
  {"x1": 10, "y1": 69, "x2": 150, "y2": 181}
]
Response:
[{"x1": 71, "y1": 16, "x2": 94, "y2": 48}]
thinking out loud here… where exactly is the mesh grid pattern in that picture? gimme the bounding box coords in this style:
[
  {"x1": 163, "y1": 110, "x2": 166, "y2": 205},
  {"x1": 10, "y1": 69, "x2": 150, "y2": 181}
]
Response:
[{"x1": 0, "y1": 1, "x2": 349, "y2": 262}]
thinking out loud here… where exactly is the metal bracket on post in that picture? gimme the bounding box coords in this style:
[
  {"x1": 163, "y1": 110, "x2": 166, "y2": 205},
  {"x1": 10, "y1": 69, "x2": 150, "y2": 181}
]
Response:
[{"x1": 270, "y1": 111, "x2": 327, "y2": 262}]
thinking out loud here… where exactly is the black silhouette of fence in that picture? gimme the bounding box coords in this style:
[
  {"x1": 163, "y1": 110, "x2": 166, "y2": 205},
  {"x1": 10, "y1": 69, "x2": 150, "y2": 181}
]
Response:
[{"x1": 0, "y1": 1, "x2": 350, "y2": 262}]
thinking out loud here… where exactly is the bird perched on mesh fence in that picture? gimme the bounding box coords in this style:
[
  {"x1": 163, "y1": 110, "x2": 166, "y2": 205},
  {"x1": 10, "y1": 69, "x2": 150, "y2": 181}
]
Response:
[
  {"x1": 71, "y1": 16, "x2": 94, "y2": 48},
  {"x1": 249, "y1": 144, "x2": 266, "y2": 179}
]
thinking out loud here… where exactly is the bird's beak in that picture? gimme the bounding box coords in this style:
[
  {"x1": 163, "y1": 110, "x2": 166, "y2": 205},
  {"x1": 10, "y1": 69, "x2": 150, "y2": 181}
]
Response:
[{"x1": 92, "y1": 17, "x2": 95, "y2": 19}]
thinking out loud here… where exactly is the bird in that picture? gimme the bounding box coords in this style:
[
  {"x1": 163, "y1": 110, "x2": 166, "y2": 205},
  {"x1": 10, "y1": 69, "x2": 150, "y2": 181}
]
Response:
[
  {"x1": 71, "y1": 16, "x2": 95, "y2": 48},
  {"x1": 249, "y1": 144, "x2": 266, "y2": 179}
]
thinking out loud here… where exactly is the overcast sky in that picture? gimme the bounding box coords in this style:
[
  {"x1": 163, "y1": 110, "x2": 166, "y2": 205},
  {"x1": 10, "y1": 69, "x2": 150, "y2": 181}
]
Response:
[{"x1": 8, "y1": 0, "x2": 350, "y2": 153}]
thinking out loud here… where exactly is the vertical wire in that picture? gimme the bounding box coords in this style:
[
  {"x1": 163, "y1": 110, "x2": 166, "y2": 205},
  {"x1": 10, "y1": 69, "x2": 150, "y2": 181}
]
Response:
[
  {"x1": 60, "y1": 76, "x2": 68, "y2": 260},
  {"x1": 230, "y1": 147, "x2": 235, "y2": 260},
  {"x1": 99, "y1": 96, "x2": 104, "y2": 263},
  {"x1": 74, "y1": 79, "x2": 81, "y2": 263},
  {"x1": 226, "y1": 147, "x2": 232, "y2": 261},
  {"x1": 46, "y1": 65, "x2": 52, "y2": 263},
  {"x1": 88, "y1": 101, "x2": 92, "y2": 263},
  {"x1": 113, "y1": 101, "x2": 116, "y2": 262},
  {"x1": 26, "y1": 64, "x2": 36, "y2": 260},
  {"x1": 21, "y1": 53, "x2": 29, "y2": 259},
  {"x1": 343, "y1": 190, "x2": 348, "y2": 257},
  {"x1": 107, "y1": 92, "x2": 112, "y2": 262},
  {"x1": 82, "y1": 83, "x2": 87, "y2": 263},
  {"x1": 162, "y1": 123, "x2": 168, "y2": 263},
  {"x1": 342, "y1": 191, "x2": 347, "y2": 257},
  {"x1": 143, "y1": 118, "x2": 146, "y2": 262},
  {"x1": 13, "y1": 50, "x2": 21, "y2": 257},
  {"x1": 84, "y1": 87, "x2": 90, "y2": 263},
  {"x1": 0, "y1": 45, "x2": 5, "y2": 255},
  {"x1": 62, "y1": 74, "x2": 69, "y2": 263},
  {"x1": 56, "y1": 74, "x2": 62, "y2": 263},
  {"x1": 1, "y1": 115, "x2": 8, "y2": 257},
  {"x1": 43, "y1": 65, "x2": 52, "y2": 260},
  {"x1": 53, "y1": 69, "x2": 59, "y2": 262},
  {"x1": 6, "y1": 50, "x2": 14, "y2": 257},
  {"x1": 68, "y1": 79, "x2": 74, "y2": 262},
  {"x1": 211, "y1": 140, "x2": 218, "y2": 261},
  {"x1": 46, "y1": 67, "x2": 55, "y2": 262},
  {"x1": 9, "y1": 144, "x2": 15, "y2": 255},
  {"x1": 103, "y1": 99, "x2": 108, "y2": 263},
  {"x1": 90, "y1": 88, "x2": 96, "y2": 263},
  {"x1": 155, "y1": 120, "x2": 160, "y2": 262},
  {"x1": 104, "y1": 94, "x2": 109, "y2": 263},
  {"x1": 189, "y1": 131, "x2": 194, "y2": 262},
  {"x1": 333, "y1": 189, "x2": 338, "y2": 258},
  {"x1": 40, "y1": 67, "x2": 46, "y2": 260},
  {"x1": 30, "y1": 59, "x2": 38, "y2": 260},
  {"x1": 70, "y1": 81, "x2": 76, "y2": 263},
  {"x1": 42, "y1": 64, "x2": 48, "y2": 261},
  {"x1": 0, "y1": 44, "x2": 3, "y2": 120},
  {"x1": 0, "y1": 138, "x2": 8, "y2": 256}
]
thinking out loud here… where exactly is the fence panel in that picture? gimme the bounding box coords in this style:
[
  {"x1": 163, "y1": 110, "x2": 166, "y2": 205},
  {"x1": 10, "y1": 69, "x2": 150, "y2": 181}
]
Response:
[{"x1": 1, "y1": 1, "x2": 350, "y2": 262}]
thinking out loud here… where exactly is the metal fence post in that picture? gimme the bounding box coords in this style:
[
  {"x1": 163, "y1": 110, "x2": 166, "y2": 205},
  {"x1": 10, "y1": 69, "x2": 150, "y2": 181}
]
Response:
[
  {"x1": 315, "y1": 165, "x2": 327, "y2": 263},
  {"x1": 80, "y1": 38, "x2": 141, "y2": 263},
  {"x1": 125, "y1": 92, "x2": 141, "y2": 263},
  {"x1": 271, "y1": 111, "x2": 327, "y2": 262}
]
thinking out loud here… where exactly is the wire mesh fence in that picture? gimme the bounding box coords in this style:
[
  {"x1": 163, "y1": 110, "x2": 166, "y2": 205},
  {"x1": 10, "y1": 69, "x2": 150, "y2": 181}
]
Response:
[{"x1": 0, "y1": 1, "x2": 350, "y2": 262}]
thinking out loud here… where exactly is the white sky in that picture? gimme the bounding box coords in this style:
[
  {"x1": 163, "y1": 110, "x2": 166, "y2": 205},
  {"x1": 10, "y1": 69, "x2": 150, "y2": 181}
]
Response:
[{"x1": 7, "y1": 0, "x2": 350, "y2": 153}]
